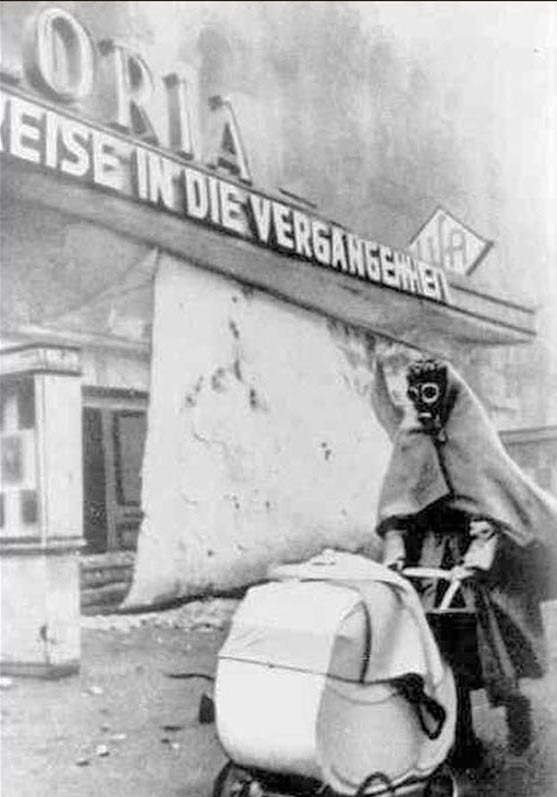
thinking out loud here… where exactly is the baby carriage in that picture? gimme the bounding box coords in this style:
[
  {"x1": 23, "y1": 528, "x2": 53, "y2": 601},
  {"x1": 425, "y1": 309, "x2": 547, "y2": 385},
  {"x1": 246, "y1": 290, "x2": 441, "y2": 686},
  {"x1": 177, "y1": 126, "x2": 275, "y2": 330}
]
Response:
[{"x1": 213, "y1": 552, "x2": 461, "y2": 797}]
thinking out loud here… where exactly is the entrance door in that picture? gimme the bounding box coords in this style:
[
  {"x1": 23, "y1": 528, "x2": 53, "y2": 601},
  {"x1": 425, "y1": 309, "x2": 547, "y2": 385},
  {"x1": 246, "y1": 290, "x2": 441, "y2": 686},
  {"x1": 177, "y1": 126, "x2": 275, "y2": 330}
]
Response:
[
  {"x1": 83, "y1": 407, "x2": 108, "y2": 553},
  {"x1": 82, "y1": 390, "x2": 147, "y2": 553}
]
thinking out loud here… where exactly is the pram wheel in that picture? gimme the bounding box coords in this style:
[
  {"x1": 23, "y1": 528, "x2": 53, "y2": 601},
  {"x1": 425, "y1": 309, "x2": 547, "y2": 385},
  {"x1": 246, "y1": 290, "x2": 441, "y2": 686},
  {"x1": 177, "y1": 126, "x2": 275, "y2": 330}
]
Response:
[
  {"x1": 423, "y1": 765, "x2": 458, "y2": 797},
  {"x1": 213, "y1": 762, "x2": 259, "y2": 797}
]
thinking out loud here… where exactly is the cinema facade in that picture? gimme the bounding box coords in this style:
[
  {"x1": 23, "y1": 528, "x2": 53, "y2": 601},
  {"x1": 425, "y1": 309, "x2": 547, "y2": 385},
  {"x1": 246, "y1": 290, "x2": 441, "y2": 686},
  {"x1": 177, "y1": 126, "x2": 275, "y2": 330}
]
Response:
[{"x1": 0, "y1": 3, "x2": 552, "y2": 674}]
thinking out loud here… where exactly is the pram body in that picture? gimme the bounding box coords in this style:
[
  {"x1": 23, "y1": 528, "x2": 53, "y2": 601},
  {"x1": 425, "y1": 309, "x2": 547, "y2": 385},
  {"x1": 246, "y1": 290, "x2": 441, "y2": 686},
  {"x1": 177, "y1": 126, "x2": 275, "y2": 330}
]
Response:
[{"x1": 214, "y1": 553, "x2": 459, "y2": 796}]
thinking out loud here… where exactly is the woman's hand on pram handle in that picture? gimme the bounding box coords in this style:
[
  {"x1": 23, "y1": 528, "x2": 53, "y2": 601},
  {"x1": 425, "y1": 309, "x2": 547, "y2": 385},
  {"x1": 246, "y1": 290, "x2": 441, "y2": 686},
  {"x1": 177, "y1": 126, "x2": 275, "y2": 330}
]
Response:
[
  {"x1": 463, "y1": 524, "x2": 498, "y2": 572},
  {"x1": 449, "y1": 565, "x2": 476, "y2": 582},
  {"x1": 382, "y1": 529, "x2": 407, "y2": 572},
  {"x1": 401, "y1": 566, "x2": 476, "y2": 611}
]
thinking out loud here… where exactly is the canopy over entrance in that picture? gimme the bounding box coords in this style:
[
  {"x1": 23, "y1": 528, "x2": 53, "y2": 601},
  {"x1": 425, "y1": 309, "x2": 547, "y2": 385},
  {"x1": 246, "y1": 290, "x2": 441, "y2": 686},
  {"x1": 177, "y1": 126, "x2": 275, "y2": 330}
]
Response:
[{"x1": 1, "y1": 160, "x2": 534, "y2": 359}]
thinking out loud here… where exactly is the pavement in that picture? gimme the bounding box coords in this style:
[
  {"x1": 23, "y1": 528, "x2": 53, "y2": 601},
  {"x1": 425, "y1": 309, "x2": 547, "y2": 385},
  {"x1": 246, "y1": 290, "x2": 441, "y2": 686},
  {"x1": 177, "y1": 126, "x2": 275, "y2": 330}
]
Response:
[{"x1": 1, "y1": 598, "x2": 557, "y2": 797}]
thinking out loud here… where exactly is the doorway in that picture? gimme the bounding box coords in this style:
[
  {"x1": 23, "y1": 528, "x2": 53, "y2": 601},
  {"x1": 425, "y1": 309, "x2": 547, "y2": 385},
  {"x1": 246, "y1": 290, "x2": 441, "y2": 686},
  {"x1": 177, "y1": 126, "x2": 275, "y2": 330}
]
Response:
[{"x1": 82, "y1": 389, "x2": 148, "y2": 553}]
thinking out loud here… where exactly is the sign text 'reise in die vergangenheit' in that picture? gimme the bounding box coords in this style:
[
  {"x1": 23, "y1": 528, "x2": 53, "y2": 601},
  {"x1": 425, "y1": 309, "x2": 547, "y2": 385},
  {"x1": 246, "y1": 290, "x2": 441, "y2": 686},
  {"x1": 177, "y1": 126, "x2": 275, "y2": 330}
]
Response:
[{"x1": 0, "y1": 6, "x2": 451, "y2": 304}]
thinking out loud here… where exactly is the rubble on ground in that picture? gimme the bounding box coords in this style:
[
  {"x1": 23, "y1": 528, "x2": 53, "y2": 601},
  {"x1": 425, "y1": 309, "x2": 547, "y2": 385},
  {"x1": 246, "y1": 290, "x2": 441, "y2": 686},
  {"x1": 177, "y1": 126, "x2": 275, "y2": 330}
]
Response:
[
  {"x1": 0, "y1": 677, "x2": 14, "y2": 690},
  {"x1": 80, "y1": 598, "x2": 239, "y2": 633}
]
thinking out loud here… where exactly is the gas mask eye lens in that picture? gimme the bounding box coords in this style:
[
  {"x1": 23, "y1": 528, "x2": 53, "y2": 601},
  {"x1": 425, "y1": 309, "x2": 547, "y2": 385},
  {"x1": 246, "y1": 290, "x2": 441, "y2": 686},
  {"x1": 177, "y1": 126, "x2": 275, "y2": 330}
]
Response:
[{"x1": 421, "y1": 383, "x2": 440, "y2": 405}]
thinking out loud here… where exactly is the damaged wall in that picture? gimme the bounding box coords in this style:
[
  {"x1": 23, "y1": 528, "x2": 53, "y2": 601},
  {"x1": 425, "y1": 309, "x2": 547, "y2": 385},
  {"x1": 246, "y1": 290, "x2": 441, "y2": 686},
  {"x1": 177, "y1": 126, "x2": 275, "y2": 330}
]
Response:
[{"x1": 126, "y1": 256, "x2": 393, "y2": 607}]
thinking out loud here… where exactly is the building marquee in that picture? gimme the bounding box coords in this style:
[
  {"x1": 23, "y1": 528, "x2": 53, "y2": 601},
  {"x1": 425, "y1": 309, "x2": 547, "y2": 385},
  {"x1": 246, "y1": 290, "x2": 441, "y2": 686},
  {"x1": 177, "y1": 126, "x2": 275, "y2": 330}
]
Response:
[
  {"x1": 1, "y1": 88, "x2": 451, "y2": 304},
  {"x1": 0, "y1": 3, "x2": 451, "y2": 305}
]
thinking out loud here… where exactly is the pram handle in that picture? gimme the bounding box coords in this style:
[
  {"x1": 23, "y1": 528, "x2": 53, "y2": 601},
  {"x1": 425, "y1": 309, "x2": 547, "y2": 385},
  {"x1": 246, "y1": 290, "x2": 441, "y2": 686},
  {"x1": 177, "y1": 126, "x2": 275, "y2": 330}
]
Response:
[
  {"x1": 402, "y1": 566, "x2": 475, "y2": 611},
  {"x1": 402, "y1": 566, "x2": 474, "y2": 581}
]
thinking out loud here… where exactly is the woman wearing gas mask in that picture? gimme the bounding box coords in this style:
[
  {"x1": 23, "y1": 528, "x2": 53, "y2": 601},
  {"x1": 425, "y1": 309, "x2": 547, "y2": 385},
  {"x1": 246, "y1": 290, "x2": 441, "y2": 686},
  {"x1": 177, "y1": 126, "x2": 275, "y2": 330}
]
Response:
[{"x1": 374, "y1": 356, "x2": 557, "y2": 767}]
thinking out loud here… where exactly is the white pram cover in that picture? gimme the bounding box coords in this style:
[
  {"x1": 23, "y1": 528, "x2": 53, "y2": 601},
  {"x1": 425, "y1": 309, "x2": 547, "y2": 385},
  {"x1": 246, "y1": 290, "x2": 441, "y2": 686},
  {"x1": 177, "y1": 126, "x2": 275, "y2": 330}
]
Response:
[{"x1": 216, "y1": 553, "x2": 456, "y2": 795}]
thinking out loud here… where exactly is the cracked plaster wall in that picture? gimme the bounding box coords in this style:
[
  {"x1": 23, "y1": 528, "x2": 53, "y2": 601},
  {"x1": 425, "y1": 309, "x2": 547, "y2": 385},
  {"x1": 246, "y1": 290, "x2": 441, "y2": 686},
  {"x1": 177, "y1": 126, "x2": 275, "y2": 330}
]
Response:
[{"x1": 126, "y1": 256, "x2": 394, "y2": 606}]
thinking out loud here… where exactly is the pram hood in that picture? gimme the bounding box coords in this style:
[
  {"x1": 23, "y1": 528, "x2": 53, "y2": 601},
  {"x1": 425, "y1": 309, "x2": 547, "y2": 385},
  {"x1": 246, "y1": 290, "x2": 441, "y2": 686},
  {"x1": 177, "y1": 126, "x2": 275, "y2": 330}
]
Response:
[{"x1": 220, "y1": 552, "x2": 445, "y2": 691}]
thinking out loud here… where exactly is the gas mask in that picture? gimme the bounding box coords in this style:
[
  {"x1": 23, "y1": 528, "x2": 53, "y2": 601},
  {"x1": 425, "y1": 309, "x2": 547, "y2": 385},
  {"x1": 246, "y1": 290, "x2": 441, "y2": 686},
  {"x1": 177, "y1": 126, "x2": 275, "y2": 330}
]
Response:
[{"x1": 406, "y1": 359, "x2": 448, "y2": 437}]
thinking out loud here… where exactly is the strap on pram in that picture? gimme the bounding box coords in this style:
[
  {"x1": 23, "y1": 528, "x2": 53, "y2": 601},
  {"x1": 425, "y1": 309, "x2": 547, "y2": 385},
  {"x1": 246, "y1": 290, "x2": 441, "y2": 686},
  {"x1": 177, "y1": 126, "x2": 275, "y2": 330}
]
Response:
[
  {"x1": 319, "y1": 579, "x2": 447, "y2": 740},
  {"x1": 343, "y1": 578, "x2": 447, "y2": 741},
  {"x1": 354, "y1": 771, "x2": 396, "y2": 797},
  {"x1": 272, "y1": 569, "x2": 448, "y2": 741},
  {"x1": 391, "y1": 672, "x2": 447, "y2": 740}
]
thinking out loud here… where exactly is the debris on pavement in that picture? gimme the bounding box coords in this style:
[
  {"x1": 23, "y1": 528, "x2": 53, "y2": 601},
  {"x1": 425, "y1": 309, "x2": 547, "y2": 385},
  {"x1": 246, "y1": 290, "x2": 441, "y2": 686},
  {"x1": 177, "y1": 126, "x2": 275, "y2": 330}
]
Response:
[
  {"x1": 3, "y1": 611, "x2": 557, "y2": 797},
  {"x1": 198, "y1": 692, "x2": 215, "y2": 724},
  {"x1": 87, "y1": 685, "x2": 104, "y2": 696},
  {"x1": 0, "y1": 677, "x2": 14, "y2": 690},
  {"x1": 161, "y1": 724, "x2": 184, "y2": 732},
  {"x1": 80, "y1": 598, "x2": 239, "y2": 633},
  {"x1": 164, "y1": 671, "x2": 214, "y2": 680},
  {"x1": 95, "y1": 744, "x2": 110, "y2": 757},
  {"x1": 109, "y1": 733, "x2": 127, "y2": 742},
  {"x1": 160, "y1": 738, "x2": 181, "y2": 751}
]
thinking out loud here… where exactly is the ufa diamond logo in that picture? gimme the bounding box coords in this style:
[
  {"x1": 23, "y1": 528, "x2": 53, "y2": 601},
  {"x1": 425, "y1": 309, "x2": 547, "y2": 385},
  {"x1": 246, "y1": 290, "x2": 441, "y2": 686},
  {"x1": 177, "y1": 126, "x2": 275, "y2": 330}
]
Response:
[{"x1": 408, "y1": 207, "x2": 492, "y2": 276}]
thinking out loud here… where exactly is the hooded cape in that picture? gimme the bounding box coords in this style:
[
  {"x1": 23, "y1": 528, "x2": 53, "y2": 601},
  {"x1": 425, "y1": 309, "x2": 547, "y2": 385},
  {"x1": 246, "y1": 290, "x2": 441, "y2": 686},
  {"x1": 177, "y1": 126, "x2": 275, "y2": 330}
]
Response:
[{"x1": 375, "y1": 361, "x2": 557, "y2": 585}]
